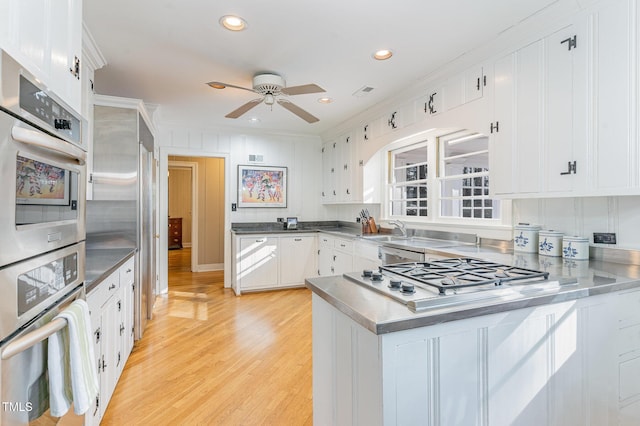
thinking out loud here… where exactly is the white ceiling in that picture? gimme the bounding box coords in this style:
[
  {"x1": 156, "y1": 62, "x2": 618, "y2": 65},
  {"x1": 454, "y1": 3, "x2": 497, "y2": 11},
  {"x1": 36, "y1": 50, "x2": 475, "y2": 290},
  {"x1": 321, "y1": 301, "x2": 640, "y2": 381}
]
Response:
[{"x1": 83, "y1": 0, "x2": 557, "y2": 135}]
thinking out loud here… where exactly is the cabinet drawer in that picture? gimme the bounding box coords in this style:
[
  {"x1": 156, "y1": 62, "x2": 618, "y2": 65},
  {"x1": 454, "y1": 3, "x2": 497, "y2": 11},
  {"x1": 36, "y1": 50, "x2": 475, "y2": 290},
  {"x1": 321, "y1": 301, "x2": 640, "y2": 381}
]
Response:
[
  {"x1": 618, "y1": 290, "x2": 640, "y2": 328},
  {"x1": 319, "y1": 235, "x2": 334, "y2": 248},
  {"x1": 334, "y1": 238, "x2": 354, "y2": 253},
  {"x1": 119, "y1": 256, "x2": 135, "y2": 287}
]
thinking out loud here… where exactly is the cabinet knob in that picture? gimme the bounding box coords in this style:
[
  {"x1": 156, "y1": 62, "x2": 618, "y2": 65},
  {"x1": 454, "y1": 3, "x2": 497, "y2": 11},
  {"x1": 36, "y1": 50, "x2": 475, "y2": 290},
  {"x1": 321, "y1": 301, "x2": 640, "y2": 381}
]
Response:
[{"x1": 108, "y1": 284, "x2": 116, "y2": 290}]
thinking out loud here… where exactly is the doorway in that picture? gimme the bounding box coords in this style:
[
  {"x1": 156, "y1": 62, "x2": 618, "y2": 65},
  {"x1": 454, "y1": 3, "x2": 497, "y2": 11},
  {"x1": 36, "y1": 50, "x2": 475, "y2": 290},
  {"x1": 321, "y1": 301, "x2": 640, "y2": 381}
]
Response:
[{"x1": 167, "y1": 155, "x2": 225, "y2": 274}]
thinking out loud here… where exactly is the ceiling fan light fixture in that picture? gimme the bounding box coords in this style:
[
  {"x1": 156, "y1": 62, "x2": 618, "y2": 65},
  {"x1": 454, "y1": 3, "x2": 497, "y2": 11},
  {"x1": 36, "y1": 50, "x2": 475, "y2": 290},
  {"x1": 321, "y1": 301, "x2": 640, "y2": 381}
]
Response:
[
  {"x1": 219, "y1": 15, "x2": 247, "y2": 31},
  {"x1": 373, "y1": 49, "x2": 393, "y2": 60},
  {"x1": 264, "y1": 93, "x2": 275, "y2": 105}
]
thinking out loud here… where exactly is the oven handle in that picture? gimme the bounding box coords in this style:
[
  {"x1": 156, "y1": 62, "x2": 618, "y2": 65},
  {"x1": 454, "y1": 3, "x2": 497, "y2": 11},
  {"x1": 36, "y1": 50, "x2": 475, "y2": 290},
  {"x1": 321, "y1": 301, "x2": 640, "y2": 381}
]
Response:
[
  {"x1": 1, "y1": 317, "x2": 67, "y2": 360},
  {"x1": 1, "y1": 285, "x2": 84, "y2": 360},
  {"x1": 12, "y1": 125, "x2": 86, "y2": 165}
]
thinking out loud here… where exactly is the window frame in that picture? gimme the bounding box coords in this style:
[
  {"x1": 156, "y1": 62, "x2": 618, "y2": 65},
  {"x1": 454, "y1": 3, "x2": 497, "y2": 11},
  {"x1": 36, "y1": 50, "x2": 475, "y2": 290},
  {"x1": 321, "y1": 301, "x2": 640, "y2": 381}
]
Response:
[{"x1": 385, "y1": 131, "x2": 508, "y2": 226}]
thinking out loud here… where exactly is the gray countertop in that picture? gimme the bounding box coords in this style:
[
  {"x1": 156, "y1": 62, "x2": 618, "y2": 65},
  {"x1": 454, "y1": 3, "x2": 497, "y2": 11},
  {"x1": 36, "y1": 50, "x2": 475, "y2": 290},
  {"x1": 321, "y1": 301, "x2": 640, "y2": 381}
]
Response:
[
  {"x1": 85, "y1": 247, "x2": 136, "y2": 294},
  {"x1": 305, "y1": 247, "x2": 640, "y2": 335}
]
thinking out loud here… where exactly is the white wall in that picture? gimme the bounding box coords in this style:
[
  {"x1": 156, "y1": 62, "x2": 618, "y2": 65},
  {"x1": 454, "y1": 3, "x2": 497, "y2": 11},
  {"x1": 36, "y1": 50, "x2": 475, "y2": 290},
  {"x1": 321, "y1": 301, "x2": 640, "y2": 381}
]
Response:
[
  {"x1": 513, "y1": 196, "x2": 640, "y2": 249},
  {"x1": 157, "y1": 123, "x2": 325, "y2": 222}
]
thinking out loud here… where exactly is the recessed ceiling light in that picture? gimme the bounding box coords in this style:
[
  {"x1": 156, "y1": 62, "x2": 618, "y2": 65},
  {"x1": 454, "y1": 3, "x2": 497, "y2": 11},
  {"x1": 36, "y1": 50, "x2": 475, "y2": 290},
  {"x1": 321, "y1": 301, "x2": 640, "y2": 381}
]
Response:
[
  {"x1": 219, "y1": 15, "x2": 247, "y2": 31},
  {"x1": 249, "y1": 117, "x2": 261, "y2": 123},
  {"x1": 373, "y1": 49, "x2": 393, "y2": 60},
  {"x1": 318, "y1": 97, "x2": 333, "y2": 104}
]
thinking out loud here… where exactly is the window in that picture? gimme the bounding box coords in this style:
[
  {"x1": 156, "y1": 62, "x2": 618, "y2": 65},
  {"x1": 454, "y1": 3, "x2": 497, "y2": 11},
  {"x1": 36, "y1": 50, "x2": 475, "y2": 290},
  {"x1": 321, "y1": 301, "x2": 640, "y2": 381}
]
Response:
[
  {"x1": 387, "y1": 131, "x2": 501, "y2": 222},
  {"x1": 388, "y1": 143, "x2": 428, "y2": 217},
  {"x1": 439, "y1": 133, "x2": 499, "y2": 220}
]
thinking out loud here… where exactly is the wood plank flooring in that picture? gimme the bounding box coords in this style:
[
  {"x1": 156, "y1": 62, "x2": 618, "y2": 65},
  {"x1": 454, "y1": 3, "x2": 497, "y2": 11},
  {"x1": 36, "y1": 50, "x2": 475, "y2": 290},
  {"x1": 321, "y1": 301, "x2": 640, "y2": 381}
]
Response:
[{"x1": 101, "y1": 248, "x2": 313, "y2": 425}]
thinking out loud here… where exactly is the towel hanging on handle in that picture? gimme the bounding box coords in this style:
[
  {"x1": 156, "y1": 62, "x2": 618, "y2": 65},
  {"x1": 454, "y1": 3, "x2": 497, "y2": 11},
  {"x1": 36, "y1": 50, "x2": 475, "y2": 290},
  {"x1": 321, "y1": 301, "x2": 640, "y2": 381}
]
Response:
[{"x1": 48, "y1": 299, "x2": 99, "y2": 417}]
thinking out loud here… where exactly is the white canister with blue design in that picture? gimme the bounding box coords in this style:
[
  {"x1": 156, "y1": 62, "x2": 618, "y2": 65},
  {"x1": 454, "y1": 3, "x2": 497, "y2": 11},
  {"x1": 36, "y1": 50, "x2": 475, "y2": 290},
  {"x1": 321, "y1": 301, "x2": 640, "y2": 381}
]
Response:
[
  {"x1": 513, "y1": 223, "x2": 541, "y2": 253},
  {"x1": 538, "y1": 230, "x2": 563, "y2": 257},
  {"x1": 562, "y1": 235, "x2": 589, "y2": 260}
]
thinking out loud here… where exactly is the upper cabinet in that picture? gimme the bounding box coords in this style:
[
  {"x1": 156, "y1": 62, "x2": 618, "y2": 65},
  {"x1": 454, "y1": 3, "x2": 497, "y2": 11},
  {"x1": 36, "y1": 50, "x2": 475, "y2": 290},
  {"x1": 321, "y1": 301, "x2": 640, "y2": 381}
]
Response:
[
  {"x1": 490, "y1": 0, "x2": 640, "y2": 198},
  {"x1": 490, "y1": 21, "x2": 588, "y2": 197},
  {"x1": 0, "y1": 0, "x2": 83, "y2": 114}
]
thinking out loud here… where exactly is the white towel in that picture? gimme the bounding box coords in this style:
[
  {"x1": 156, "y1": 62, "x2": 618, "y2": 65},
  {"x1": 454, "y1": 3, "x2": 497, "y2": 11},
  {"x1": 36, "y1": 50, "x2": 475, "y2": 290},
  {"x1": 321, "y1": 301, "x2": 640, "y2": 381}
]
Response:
[{"x1": 48, "y1": 299, "x2": 99, "y2": 417}]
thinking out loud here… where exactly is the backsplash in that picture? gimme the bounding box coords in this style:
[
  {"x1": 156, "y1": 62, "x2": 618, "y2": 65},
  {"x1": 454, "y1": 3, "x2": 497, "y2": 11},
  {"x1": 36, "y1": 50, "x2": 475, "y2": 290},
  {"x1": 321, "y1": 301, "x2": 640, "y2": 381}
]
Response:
[{"x1": 513, "y1": 196, "x2": 640, "y2": 250}]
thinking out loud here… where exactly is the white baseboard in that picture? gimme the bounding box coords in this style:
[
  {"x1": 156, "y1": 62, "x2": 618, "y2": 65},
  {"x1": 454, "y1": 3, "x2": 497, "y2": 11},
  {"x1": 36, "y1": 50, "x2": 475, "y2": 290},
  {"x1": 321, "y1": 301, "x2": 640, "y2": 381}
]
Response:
[{"x1": 194, "y1": 263, "x2": 224, "y2": 272}]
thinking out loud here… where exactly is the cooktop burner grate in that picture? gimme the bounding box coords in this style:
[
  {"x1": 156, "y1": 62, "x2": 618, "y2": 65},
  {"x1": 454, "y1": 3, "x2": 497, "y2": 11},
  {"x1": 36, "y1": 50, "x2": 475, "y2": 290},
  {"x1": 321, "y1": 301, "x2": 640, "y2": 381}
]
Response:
[{"x1": 379, "y1": 258, "x2": 550, "y2": 294}]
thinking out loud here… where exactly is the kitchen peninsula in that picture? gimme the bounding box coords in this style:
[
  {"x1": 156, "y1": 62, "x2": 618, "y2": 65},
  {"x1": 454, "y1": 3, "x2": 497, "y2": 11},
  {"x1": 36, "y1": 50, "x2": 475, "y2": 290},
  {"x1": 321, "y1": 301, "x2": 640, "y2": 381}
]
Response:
[{"x1": 306, "y1": 249, "x2": 640, "y2": 425}]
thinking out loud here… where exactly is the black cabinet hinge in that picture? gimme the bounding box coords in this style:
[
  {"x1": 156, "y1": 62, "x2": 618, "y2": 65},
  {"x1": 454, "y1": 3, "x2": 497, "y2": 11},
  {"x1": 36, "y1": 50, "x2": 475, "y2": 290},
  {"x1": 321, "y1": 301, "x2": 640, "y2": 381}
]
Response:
[
  {"x1": 388, "y1": 111, "x2": 398, "y2": 129},
  {"x1": 428, "y1": 93, "x2": 437, "y2": 114},
  {"x1": 561, "y1": 35, "x2": 577, "y2": 51},
  {"x1": 490, "y1": 121, "x2": 500, "y2": 133},
  {"x1": 560, "y1": 161, "x2": 577, "y2": 175},
  {"x1": 69, "y1": 56, "x2": 80, "y2": 79}
]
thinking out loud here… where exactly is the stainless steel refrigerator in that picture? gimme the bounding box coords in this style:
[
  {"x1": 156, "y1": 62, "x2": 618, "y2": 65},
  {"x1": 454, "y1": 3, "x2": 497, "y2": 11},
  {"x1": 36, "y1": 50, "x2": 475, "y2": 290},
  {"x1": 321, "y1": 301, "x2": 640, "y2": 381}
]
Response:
[{"x1": 88, "y1": 101, "x2": 157, "y2": 339}]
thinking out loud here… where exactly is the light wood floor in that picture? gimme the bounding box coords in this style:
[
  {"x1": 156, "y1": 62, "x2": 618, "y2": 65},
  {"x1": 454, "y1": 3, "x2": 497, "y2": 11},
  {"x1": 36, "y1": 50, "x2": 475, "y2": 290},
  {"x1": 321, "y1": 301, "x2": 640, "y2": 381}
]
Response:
[{"x1": 101, "y1": 248, "x2": 313, "y2": 425}]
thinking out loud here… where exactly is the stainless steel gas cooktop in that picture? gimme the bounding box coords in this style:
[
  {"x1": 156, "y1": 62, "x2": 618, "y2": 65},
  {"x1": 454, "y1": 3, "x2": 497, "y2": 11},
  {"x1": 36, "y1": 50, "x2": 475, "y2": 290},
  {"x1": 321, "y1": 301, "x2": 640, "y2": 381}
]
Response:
[{"x1": 343, "y1": 258, "x2": 578, "y2": 312}]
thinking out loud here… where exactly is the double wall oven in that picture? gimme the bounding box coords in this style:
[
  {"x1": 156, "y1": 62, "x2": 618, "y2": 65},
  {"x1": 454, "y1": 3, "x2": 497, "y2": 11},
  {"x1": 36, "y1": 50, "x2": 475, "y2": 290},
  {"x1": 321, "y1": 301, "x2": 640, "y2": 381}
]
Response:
[{"x1": 0, "y1": 50, "x2": 87, "y2": 425}]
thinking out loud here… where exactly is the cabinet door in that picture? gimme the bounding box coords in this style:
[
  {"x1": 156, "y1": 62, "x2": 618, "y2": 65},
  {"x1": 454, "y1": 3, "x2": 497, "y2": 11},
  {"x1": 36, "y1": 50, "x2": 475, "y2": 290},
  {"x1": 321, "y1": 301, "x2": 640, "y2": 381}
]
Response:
[
  {"x1": 592, "y1": 0, "x2": 635, "y2": 190},
  {"x1": 48, "y1": 0, "x2": 82, "y2": 112},
  {"x1": 514, "y1": 40, "x2": 543, "y2": 194},
  {"x1": 465, "y1": 66, "x2": 485, "y2": 103},
  {"x1": 333, "y1": 251, "x2": 354, "y2": 275},
  {"x1": 279, "y1": 236, "x2": 316, "y2": 286},
  {"x1": 238, "y1": 237, "x2": 278, "y2": 289},
  {"x1": 490, "y1": 53, "x2": 515, "y2": 195},
  {"x1": 318, "y1": 247, "x2": 334, "y2": 276},
  {"x1": 321, "y1": 141, "x2": 337, "y2": 203},
  {"x1": 100, "y1": 295, "x2": 120, "y2": 413}
]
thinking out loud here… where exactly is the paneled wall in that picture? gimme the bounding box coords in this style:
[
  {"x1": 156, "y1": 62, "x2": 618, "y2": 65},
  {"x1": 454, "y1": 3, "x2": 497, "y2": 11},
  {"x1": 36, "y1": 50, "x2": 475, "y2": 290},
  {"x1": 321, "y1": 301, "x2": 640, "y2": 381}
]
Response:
[
  {"x1": 514, "y1": 196, "x2": 640, "y2": 250},
  {"x1": 157, "y1": 124, "x2": 325, "y2": 222}
]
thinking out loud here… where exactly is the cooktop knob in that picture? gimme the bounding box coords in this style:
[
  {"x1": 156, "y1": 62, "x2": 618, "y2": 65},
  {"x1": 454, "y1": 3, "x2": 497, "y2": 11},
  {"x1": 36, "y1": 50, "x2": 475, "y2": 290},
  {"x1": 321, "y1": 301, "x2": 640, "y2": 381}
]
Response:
[
  {"x1": 389, "y1": 279, "x2": 402, "y2": 289},
  {"x1": 362, "y1": 269, "x2": 373, "y2": 277},
  {"x1": 371, "y1": 272, "x2": 383, "y2": 282},
  {"x1": 401, "y1": 283, "x2": 415, "y2": 294}
]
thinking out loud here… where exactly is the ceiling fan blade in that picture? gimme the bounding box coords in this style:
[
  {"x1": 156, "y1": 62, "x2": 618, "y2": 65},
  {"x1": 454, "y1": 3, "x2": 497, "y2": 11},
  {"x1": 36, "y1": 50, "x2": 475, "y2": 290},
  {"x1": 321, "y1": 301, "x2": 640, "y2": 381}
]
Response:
[
  {"x1": 277, "y1": 99, "x2": 319, "y2": 123},
  {"x1": 225, "y1": 98, "x2": 264, "y2": 119},
  {"x1": 206, "y1": 81, "x2": 256, "y2": 93},
  {"x1": 281, "y1": 84, "x2": 326, "y2": 96}
]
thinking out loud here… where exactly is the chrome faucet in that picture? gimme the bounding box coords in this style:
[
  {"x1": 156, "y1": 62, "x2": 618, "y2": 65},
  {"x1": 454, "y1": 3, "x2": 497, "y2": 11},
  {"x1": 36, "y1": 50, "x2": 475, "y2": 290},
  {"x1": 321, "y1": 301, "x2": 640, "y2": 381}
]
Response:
[{"x1": 388, "y1": 220, "x2": 407, "y2": 237}]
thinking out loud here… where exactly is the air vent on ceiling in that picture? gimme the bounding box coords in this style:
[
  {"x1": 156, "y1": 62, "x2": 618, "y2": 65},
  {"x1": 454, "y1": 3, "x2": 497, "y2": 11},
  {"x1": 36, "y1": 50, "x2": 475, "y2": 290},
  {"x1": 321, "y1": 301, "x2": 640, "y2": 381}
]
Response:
[
  {"x1": 248, "y1": 154, "x2": 264, "y2": 163},
  {"x1": 353, "y1": 85, "x2": 375, "y2": 97}
]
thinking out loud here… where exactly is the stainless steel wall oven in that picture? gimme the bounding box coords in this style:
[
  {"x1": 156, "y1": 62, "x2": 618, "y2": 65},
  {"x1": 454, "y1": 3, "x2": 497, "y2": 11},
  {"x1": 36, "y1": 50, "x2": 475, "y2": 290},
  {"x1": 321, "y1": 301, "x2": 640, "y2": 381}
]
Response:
[{"x1": 0, "y1": 49, "x2": 87, "y2": 425}]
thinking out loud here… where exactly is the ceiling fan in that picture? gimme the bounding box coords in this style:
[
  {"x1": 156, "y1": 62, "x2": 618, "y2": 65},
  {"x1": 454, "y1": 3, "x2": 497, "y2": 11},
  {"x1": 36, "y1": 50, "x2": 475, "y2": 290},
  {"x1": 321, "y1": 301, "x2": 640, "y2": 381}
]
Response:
[{"x1": 206, "y1": 73, "x2": 325, "y2": 123}]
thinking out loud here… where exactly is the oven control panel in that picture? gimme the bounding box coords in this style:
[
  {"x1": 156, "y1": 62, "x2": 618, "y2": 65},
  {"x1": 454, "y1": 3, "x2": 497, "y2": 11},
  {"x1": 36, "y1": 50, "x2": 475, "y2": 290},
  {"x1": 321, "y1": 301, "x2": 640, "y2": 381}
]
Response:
[{"x1": 19, "y1": 75, "x2": 82, "y2": 146}]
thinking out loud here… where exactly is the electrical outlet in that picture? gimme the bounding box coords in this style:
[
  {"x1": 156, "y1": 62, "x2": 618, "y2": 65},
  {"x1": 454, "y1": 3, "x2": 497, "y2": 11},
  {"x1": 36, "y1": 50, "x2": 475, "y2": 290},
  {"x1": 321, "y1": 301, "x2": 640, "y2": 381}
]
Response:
[
  {"x1": 593, "y1": 232, "x2": 616, "y2": 244},
  {"x1": 231, "y1": 203, "x2": 236, "y2": 211},
  {"x1": 277, "y1": 217, "x2": 284, "y2": 223}
]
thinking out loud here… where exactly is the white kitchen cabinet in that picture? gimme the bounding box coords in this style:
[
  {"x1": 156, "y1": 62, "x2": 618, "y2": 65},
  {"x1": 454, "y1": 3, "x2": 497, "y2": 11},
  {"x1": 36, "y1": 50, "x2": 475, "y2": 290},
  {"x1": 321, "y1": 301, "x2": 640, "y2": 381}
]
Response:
[
  {"x1": 490, "y1": 20, "x2": 588, "y2": 197},
  {"x1": 85, "y1": 256, "x2": 135, "y2": 425},
  {"x1": 591, "y1": 0, "x2": 637, "y2": 192},
  {"x1": 237, "y1": 236, "x2": 279, "y2": 290},
  {"x1": 317, "y1": 234, "x2": 354, "y2": 276},
  {"x1": 279, "y1": 235, "x2": 317, "y2": 287},
  {"x1": 0, "y1": 0, "x2": 83, "y2": 113},
  {"x1": 233, "y1": 233, "x2": 317, "y2": 294}
]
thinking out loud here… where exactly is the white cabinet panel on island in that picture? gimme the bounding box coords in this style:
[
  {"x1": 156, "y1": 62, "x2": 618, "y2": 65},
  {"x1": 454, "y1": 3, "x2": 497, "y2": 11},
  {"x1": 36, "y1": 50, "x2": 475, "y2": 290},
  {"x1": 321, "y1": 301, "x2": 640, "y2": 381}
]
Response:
[
  {"x1": 232, "y1": 233, "x2": 317, "y2": 294},
  {"x1": 312, "y1": 290, "x2": 629, "y2": 425}
]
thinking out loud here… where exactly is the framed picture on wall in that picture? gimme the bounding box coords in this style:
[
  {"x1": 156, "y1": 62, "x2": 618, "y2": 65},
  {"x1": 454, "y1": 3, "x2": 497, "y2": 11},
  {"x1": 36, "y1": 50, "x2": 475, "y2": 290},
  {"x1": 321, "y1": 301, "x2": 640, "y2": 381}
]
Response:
[{"x1": 237, "y1": 165, "x2": 287, "y2": 208}]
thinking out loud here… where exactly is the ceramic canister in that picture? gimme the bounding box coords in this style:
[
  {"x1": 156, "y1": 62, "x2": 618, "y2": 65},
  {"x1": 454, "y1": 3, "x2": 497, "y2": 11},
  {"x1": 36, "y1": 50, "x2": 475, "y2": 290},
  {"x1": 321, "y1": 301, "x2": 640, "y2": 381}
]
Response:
[
  {"x1": 562, "y1": 235, "x2": 590, "y2": 261},
  {"x1": 538, "y1": 230, "x2": 563, "y2": 257},
  {"x1": 513, "y1": 224, "x2": 541, "y2": 253}
]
